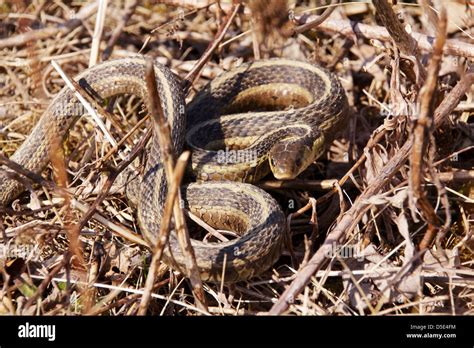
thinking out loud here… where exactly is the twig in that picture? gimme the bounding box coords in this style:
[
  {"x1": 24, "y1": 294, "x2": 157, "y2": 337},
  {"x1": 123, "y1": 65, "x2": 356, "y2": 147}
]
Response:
[
  {"x1": 372, "y1": 0, "x2": 426, "y2": 84},
  {"x1": 138, "y1": 151, "x2": 190, "y2": 315},
  {"x1": 286, "y1": 198, "x2": 318, "y2": 264},
  {"x1": 84, "y1": 239, "x2": 103, "y2": 312},
  {"x1": 410, "y1": 8, "x2": 447, "y2": 250},
  {"x1": 268, "y1": 72, "x2": 474, "y2": 315},
  {"x1": 185, "y1": 210, "x2": 229, "y2": 242},
  {"x1": 49, "y1": 133, "x2": 84, "y2": 266},
  {"x1": 250, "y1": 21, "x2": 261, "y2": 60},
  {"x1": 259, "y1": 178, "x2": 349, "y2": 191},
  {"x1": 89, "y1": 0, "x2": 108, "y2": 67},
  {"x1": 436, "y1": 170, "x2": 474, "y2": 183},
  {"x1": 293, "y1": 0, "x2": 339, "y2": 35},
  {"x1": 182, "y1": 2, "x2": 241, "y2": 93},
  {"x1": 214, "y1": 0, "x2": 224, "y2": 29},
  {"x1": 372, "y1": 0, "x2": 419, "y2": 59},
  {"x1": 144, "y1": 58, "x2": 207, "y2": 312},
  {"x1": 51, "y1": 60, "x2": 117, "y2": 147}
]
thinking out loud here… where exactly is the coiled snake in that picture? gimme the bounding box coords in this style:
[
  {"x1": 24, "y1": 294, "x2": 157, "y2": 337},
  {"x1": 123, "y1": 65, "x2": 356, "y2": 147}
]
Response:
[{"x1": 0, "y1": 57, "x2": 348, "y2": 282}]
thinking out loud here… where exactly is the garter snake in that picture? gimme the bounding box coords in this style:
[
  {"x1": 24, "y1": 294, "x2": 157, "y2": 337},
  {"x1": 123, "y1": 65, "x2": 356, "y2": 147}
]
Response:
[{"x1": 0, "y1": 56, "x2": 349, "y2": 282}]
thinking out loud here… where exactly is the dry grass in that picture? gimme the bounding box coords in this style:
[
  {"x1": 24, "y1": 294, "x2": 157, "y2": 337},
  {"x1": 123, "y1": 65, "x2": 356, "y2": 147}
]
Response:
[{"x1": 0, "y1": 0, "x2": 473, "y2": 316}]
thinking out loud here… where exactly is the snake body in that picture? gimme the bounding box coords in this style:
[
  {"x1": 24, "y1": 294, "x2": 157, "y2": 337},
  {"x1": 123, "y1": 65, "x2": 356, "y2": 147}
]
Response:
[{"x1": 0, "y1": 56, "x2": 348, "y2": 282}]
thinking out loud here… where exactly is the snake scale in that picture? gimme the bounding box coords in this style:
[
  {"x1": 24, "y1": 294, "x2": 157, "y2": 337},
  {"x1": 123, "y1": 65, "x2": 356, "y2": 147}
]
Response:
[{"x1": 0, "y1": 56, "x2": 349, "y2": 282}]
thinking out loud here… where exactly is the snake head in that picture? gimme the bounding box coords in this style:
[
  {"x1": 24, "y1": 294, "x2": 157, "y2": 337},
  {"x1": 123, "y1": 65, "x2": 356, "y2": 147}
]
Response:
[{"x1": 268, "y1": 131, "x2": 325, "y2": 180}]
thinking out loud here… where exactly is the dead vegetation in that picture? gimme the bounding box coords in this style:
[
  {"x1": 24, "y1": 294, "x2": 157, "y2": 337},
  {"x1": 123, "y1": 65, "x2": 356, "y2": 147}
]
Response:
[{"x1": 0, "y1": 0, "x2": 473, "y2": 316}]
